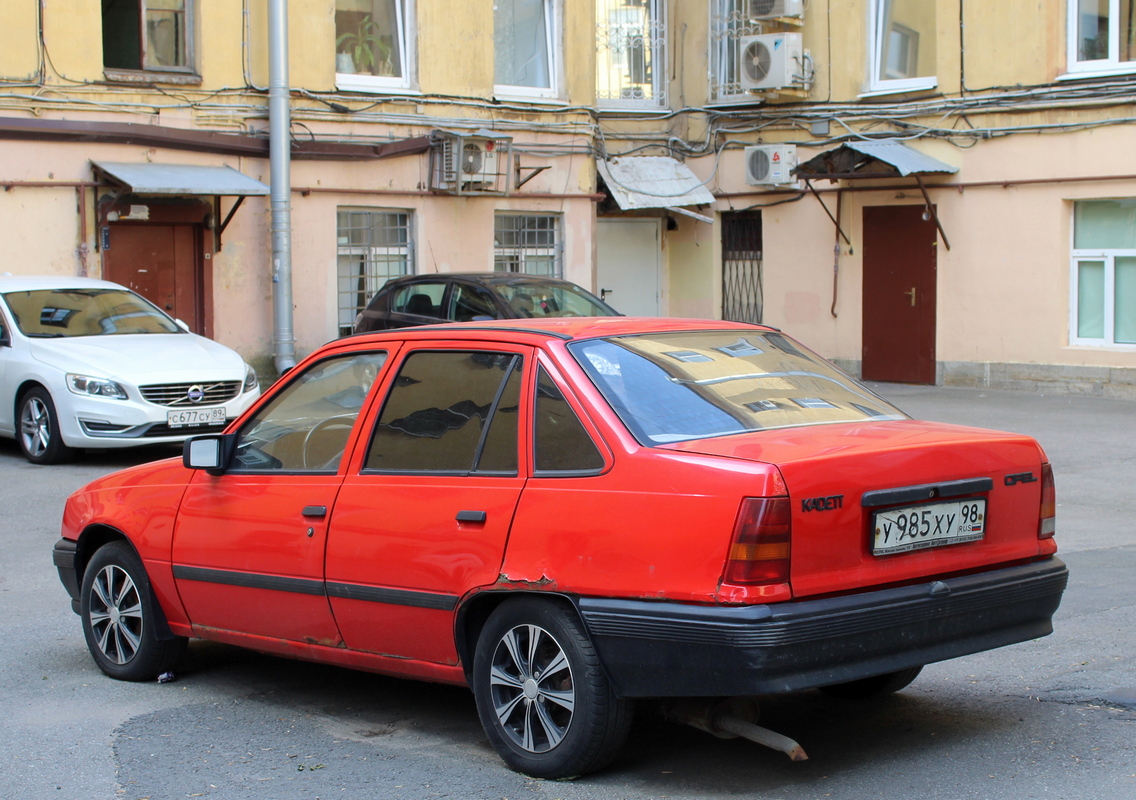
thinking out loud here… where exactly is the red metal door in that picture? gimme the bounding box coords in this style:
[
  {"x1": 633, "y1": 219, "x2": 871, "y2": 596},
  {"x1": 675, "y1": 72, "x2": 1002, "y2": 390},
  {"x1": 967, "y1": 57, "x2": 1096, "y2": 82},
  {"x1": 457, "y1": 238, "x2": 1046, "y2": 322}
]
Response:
[
  {"x1": 861, "y1": 205, "x2": 938, "y2": 384},
  {"x1": 105, "y1": 223, "x2": 202, "y2": 331}
]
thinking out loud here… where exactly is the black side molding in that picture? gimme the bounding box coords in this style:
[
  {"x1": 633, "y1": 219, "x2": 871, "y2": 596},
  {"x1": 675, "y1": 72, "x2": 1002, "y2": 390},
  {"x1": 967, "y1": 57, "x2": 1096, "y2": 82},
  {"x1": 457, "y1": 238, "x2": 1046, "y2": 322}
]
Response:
[{"x1": 861, "y1": 477, "x2": 995, "y2": 508}]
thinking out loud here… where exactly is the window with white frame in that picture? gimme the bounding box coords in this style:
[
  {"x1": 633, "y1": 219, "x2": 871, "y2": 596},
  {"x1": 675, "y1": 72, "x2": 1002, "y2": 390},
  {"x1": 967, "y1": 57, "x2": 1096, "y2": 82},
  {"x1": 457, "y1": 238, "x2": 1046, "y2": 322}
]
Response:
[
  {"x1": 1071, "y1": 200, "x2": 1136, "y2": 347},
  {"x1": 596, "y1": 0, "x2": 667, "y2": 108},
  {"x1": 709, "y1": 0, "x2": 763, "y2": 102},
  {"x1": 866, "y1": 0, "x2": 937, "y2": 94},
  {"x1": 335, "y1": 0, "x2": 412, "y2": 92},
  {"x1": 494, "y1": 214, "x2": 562, "y2": 277},
  {"x1": 102, "y1": 0, "x2": 194, "y2": 73},
  {"x1": 1067, "y1": 0, "x2": 1136, "y2": 74},
  {"x1": 337, "y1": 209, "x2": 414, "y2": 336},
  {"x1": 495, "y1": 0, "x2": 559, "y2": 99}
]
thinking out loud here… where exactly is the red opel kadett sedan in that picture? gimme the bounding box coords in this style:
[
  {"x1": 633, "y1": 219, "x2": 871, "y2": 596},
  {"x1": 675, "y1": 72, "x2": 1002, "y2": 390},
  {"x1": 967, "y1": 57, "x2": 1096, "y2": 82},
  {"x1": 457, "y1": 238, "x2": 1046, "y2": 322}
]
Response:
[{"x1": 53, "y1": 318, "x2": 1067, "y2": 779}]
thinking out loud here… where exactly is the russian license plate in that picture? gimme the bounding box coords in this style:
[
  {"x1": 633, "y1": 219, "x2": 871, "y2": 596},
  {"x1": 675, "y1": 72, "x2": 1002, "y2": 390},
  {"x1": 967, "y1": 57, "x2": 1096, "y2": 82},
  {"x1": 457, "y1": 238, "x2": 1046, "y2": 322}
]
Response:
[
  {"x1": 872, "y1": 498, "x2": 986, "y2": 555},
  {"x1": 167, "y1": 407, "x2": 226, "y2": 428}
]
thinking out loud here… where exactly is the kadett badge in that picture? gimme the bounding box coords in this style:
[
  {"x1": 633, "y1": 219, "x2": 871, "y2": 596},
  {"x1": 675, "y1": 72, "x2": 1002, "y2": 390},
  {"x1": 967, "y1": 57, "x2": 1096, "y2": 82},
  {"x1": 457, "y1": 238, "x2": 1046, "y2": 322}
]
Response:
[{"x1": 801, "y1": 495, "x2": 844, "y2": 512}]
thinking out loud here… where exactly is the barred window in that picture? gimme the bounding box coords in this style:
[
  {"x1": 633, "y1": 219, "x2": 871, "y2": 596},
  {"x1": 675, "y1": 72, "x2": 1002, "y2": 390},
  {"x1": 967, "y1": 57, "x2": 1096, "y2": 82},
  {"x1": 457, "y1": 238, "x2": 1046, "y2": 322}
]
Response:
[
  {"x1": 494, "y1": 214, "x2": 562, "y2": 277},
  {"x1": 709, "y1": 0, "x2": 765, "y2": 102},
  {"x1": 596, "y1": 0, "x2": 666, "y2": 108},
  {"x1": 337, "y1": 209, "x2": 414, "y2": 336}
]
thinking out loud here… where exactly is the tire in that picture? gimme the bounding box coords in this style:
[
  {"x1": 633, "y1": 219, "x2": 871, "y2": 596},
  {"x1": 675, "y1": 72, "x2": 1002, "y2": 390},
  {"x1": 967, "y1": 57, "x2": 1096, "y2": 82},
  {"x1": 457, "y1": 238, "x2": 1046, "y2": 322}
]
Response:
[
  {"x1": 817, "y1": 665, "x2": 923, "y2": 700},
  {"x1": 472, "y1": 598, "x2": 633, "y2": 779},
  {"x1": 17, "y1": 387, "x2": 76, "y2": 465},
  {"x1": 80, "y1": 541, "x2": 187, "y2": 682}
]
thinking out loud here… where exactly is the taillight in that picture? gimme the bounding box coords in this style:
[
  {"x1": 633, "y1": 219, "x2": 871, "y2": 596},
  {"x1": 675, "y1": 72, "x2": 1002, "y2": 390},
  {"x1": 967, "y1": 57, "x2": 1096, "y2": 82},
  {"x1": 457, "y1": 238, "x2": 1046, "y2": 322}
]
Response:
[
  {"x1": 1038, "y1": 462, "x2": 1056, "y2": 539},
  {"x1": 725, "y1": 497, "x2": 791, "y2": 585}
]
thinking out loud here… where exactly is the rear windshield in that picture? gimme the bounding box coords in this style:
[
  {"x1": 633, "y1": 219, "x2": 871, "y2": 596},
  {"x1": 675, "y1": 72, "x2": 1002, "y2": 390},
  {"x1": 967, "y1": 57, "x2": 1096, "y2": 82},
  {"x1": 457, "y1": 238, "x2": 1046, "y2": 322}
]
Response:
[
  {"x1": 569, "y1": 330, "x2": 907, "y2": 444},
  {"x1": 1, "y1": 289, "x2": 181, "y2": 337}
]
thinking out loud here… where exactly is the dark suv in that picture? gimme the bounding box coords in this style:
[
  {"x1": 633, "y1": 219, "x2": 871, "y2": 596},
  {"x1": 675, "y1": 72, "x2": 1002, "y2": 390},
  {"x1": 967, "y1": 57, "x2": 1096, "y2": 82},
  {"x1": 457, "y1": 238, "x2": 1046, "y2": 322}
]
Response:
[{"x1": 352, "y1": 273, "x2": 620, "y2": 333}]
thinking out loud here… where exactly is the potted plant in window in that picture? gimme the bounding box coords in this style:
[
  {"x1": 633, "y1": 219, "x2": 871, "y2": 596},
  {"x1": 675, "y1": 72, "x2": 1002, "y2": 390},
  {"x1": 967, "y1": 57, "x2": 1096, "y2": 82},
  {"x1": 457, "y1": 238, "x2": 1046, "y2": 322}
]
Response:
[{"x1": 336, "y1": 15, "x2": 393, "y2": 75}]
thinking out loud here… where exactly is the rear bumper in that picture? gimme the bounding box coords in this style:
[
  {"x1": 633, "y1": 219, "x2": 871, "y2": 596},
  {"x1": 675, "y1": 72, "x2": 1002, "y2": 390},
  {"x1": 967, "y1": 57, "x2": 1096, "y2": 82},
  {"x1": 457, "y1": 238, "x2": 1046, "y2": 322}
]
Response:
[{"x1": 577, "y1": 558, "x2": 1068, "y2": 697}]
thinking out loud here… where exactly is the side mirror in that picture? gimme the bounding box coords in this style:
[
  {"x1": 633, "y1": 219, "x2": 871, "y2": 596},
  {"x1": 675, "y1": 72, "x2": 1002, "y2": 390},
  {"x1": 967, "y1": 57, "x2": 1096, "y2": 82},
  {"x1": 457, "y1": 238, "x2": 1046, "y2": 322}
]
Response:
[
  {"x1": 183, "y1": 433, "x2": 234, "y2": 474},
  {"x1": 174, "y1": 318, "x2": 191, "y2": 333}
]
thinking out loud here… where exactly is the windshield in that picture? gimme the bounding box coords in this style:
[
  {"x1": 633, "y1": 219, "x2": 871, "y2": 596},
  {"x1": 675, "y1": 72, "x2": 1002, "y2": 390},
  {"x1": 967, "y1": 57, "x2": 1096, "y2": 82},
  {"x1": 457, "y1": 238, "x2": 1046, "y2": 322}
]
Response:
[
  {"x1": 1, "y1": 289, "x2": 181, "y2": 337},
  {"x1": 495, "y1": 283, "x2": 618, "y2": 318},
  {"x1": 569, "y1": 330, "x2": 908, "y2": 445}
]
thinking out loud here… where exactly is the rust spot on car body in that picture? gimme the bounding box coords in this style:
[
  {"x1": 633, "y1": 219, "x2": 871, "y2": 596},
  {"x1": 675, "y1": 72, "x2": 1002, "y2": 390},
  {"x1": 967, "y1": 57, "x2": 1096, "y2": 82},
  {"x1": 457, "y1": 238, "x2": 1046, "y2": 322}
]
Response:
[{"x1": 494, "y1": 573, "x2": 557, "y2": 590}]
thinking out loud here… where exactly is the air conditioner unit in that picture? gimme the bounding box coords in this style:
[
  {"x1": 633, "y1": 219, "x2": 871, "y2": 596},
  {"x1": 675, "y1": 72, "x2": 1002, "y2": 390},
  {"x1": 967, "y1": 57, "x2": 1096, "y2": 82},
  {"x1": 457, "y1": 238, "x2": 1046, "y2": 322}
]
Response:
[
  {"x1": 744, "y1": 144, "x2": 798, "y2": 186},
  {"x1": 745, "y1": 0, "x2": 804, "y2": 20},
  {"x1": 430, "y1": 132, "x2": 510, "y2": 194},
  {"x1": 738, "y1": 33, "x2": 803, "y2": 91}
]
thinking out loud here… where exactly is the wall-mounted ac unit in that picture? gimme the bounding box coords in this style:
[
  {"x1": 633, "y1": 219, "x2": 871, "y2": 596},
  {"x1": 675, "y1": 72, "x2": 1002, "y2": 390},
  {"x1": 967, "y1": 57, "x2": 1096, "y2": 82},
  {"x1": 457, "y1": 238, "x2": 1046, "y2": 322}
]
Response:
[
  {"x1": 744, "y1": 144, "x2": 798, "y2": 186},
  {"x1": 430, "y1": 131, "x2": 510, "y2": 194},
  {"x1": 745, "y1": 0, "x2": 804, "y2": 20},
  {"x1": 738, "y1": 33, "x2": 803, "y2": 91}
]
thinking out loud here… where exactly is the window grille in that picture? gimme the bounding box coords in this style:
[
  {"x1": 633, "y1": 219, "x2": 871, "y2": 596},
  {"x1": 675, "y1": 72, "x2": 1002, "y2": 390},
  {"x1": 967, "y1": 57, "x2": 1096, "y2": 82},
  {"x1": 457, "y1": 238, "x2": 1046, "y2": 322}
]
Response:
[
  {"x1": 337, "y1": 209, "x2": 413, "y2": 336},
  {"x1": 709, "y1": 0, "x2": 768, "y2": 102},
  {"x1": 722, "y1": 212, "x2": 763, "y2": 324},
  {"x1": 494, "y1": 214, "x2": 563, "y2": 277},
  {"x1": 596, "y1": 0, "x2": 667, "y2": 108}
]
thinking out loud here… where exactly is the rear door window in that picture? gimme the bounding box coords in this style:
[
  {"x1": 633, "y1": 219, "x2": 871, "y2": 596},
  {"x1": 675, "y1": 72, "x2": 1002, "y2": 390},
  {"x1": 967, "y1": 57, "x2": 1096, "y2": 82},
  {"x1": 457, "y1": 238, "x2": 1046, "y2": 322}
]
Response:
[{"x1": 390, "y1": 283, "x2": 446, "y2": 318}]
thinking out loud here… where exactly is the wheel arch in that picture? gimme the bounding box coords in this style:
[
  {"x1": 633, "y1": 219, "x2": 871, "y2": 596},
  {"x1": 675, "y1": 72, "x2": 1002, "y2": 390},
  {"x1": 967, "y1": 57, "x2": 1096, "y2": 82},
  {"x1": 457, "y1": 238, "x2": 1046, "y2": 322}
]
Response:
[{"x1": 13, "y1": 378, "x2": 48, "y2": 417}]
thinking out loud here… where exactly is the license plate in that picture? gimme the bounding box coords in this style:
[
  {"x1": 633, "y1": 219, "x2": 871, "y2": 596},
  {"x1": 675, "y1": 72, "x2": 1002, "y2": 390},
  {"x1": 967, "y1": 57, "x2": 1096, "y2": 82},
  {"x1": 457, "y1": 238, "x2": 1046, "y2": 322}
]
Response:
[
  {"x1": 872, "y1": 498, "x2": 986, "y2": 555},
  {"x1": 167, "y1": 408, "x2": 226, "y2": 428}
]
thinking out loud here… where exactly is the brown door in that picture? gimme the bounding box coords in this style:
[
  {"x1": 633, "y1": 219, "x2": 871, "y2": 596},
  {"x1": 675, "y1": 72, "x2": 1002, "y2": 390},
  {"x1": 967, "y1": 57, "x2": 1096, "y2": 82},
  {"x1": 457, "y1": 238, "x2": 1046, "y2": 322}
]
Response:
[
  {"x1": 105, "y1": 223, "x2": 203, "y2": 331},
  {"x1": 861, "y1": 205, "x2": 937, "y2": 384}
]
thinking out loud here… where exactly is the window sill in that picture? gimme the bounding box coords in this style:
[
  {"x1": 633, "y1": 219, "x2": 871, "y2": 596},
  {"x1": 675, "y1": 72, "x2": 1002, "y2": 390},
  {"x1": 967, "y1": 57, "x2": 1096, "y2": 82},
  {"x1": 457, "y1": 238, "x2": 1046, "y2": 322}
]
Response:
[
  {"x1": 492, "y1": 88, "x2": 566, "y2": 106},
  {"x1": 335, "y1": 74, "x2": 419, "y2": 95},
  {"x1": 1058, "y1": 65, "x2": 1136, "y2": 81},
  {"x1": 595, "y1": 104, "x2": 672, "y2": 116},
  {"x1": 857, "y1": 79, "x2": 939, "y2": 100},
  {"x1": 1065, "y1": 342, "x2": 1136, "y2": 352},
  {"x1": 103, "y1": 68, "x2": 201, "y2": 86}
]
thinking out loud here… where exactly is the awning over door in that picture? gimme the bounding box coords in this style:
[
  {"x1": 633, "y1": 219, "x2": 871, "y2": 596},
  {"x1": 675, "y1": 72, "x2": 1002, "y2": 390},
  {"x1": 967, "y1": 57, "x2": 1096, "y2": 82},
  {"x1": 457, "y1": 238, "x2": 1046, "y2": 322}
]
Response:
[
  {"x1": 92, "y1": 161, "x2": 271, "y2": 195},
  {"x1": 596, "y1": 156, "x2": 716, "y2": 224}
]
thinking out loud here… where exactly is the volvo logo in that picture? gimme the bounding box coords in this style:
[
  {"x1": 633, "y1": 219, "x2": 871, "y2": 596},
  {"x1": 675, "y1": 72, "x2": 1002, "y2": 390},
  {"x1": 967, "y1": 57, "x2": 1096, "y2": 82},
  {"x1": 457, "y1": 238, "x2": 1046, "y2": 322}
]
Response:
[{"x1": 186, "y1": 385, "x2": 206, "y2": 404}]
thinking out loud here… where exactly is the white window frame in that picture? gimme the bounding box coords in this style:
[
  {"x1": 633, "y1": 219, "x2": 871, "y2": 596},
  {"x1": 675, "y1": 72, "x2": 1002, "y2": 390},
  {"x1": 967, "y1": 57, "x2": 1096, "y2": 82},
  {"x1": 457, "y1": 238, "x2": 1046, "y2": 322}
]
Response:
[
  {"x1": 334, "y1": 0, "x2": 416, "y2": 94},
  {"x1": 1065, "y1": 0, "x2": 1136, "y2": 77},
  {"x1": 596, "y1": 0, "x2": 667, "y2": 110},
  {"x1": 493, "y1": 0, "x2": 562, "y2": 102},
  {"x1": 864, "y1": 0, "x2": 937, "y2": 96},
  {"x1": 336, "y1": 208, "x2": 415, "y2": 336},
  {"x1": 1070, "y1": 252, "x2": 1136, "y2": 348}
]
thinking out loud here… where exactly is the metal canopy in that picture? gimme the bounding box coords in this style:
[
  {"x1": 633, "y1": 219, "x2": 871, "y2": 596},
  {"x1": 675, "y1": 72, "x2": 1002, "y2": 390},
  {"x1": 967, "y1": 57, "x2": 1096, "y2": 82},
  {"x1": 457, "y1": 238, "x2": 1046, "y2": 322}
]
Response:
[
  {"x1": 597, "y1": 156, "x2": 716, "y2": 224},
  {"x1": 792, "y1": 141, "x2": 957, "y2": 250},
  {"x1": 92, "y1": 161, "x2": 271, "y2": 196}
]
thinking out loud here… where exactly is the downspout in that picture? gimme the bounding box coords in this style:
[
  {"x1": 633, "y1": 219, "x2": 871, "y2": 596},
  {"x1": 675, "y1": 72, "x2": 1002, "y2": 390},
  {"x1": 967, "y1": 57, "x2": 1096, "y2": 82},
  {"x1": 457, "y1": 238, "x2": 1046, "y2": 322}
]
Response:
[{"x1": 268, "y1": 0, "x2": 296, "y2": 374}]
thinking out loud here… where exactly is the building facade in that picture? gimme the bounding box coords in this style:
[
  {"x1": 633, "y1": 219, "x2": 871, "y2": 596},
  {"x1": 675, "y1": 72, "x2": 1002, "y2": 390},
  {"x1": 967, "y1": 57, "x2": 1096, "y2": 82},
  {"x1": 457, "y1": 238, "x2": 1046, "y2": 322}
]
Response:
[{"x1": 1, "y1": 1, "x2": 1134, "y2": 396}]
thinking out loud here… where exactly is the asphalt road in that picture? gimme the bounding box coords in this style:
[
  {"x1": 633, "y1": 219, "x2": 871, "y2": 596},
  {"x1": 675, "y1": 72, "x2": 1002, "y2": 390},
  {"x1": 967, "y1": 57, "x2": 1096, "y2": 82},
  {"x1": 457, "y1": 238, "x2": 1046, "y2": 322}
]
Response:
[{"x1": 2, "y1": 383, "x2": 1133, "y2": 800}]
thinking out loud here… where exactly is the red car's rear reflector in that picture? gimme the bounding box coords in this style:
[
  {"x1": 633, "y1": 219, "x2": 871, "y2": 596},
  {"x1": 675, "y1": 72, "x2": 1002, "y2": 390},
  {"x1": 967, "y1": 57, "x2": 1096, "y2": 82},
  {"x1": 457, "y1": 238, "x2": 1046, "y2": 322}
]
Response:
[
  {"x1": 725, "y1": 497, "x2": 791, "y2": 585},
  {"x1": 1039, "y1": 462, "x2": 1056, "y2": 539}
]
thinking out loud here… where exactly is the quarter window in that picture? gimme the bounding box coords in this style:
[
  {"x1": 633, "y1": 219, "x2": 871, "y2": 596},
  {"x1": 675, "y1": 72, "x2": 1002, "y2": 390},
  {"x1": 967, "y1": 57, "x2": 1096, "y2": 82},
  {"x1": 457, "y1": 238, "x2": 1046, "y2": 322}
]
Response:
[
  {"x1": 337, "y1": 208, "x2": 413, "y2": 337},
  {"x1": 1071, "y1": 200, "x2": 1136, "y2": 347},
  {"x1": 495, "y1": 0, "x2": 558, "y2": 99},
  {"x1": 866, "y1": 0, "x2": 937, "y2": 93},
  {"x1": 335, "y1": 0, "x2": 412, "y2": 91},
  {"x1": 102, "y1": 0, "x2": 193, "y2": 73},
  {"x1": 534, "y1": 368, "x2": 604, "y2": 474},
  {"x1": 1068, "y1": 0, "x2": 1136, "y2": 73},
  {"x1": 596, "y1": 0, "x2": 666, "y2": 108},
  {"x1": 494, "y1": 214, "x2": 562, "y2": 277}
]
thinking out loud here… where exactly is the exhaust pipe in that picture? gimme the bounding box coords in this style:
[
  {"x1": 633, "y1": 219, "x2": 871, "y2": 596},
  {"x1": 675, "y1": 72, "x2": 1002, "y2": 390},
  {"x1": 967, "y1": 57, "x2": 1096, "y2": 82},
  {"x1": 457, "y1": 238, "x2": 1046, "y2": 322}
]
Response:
[{"x1": 662, "y1": 698, "x2": 808, "y2": 761}]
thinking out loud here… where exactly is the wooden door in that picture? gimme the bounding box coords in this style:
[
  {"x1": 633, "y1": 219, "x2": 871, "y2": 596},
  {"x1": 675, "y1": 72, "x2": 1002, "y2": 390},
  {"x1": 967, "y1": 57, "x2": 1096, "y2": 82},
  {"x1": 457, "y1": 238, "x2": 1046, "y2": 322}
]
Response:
[
  {"x1": 105, "y1": 223, "x2": 202, "y2": 331},
  {"x1": 861, "y1": 205, "x2": 938, "y2": 384}
]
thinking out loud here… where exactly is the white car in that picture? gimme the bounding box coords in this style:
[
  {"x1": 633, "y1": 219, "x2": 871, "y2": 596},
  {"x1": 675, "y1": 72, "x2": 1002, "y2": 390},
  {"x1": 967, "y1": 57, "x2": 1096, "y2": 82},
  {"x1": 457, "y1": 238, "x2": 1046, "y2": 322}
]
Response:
[{"x1": 0, "y1": 276, "x2": 261, "y2": 464}]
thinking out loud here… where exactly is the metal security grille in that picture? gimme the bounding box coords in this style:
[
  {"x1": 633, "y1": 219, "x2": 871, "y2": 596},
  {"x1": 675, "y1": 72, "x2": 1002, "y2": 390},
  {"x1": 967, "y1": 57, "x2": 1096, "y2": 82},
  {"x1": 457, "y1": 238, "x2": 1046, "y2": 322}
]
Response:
[
  {"x1": 596, "y1": 0, "x2": 667, "y2": 108},
  {"x1": 710, "y1": 0, "x2": 766, "y2": 101},
  {"x1": 493, "y1": 214, "x2": 563, "y2": 277},
  {"x1": 140, "y1": 382, "x2": 242, "y2": 407},
  {"x1": 722, "y1": 212, "x2": 763, "y2": 324},
  {"x1": 337, "y1": 209, "x2": 413, "y2": 336}
]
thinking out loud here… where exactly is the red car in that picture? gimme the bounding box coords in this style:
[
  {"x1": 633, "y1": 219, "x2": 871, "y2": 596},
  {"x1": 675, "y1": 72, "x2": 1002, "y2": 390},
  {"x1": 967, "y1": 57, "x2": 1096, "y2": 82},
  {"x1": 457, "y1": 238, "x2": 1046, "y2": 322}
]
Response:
[{"x1": 53, "y1": 318, "x2": 1066, "y2": 779}]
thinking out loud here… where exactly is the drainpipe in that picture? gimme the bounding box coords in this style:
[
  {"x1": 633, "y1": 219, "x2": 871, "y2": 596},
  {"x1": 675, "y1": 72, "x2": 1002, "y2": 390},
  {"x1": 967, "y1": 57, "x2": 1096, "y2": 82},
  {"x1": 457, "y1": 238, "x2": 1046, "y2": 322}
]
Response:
[{"x1": 268, "y1": 0, "x2": 296, "y2": 374}]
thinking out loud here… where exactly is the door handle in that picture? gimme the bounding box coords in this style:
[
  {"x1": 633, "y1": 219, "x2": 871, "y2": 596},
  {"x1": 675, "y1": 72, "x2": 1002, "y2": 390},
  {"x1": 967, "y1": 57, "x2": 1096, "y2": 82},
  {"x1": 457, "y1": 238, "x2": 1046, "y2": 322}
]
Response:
[
  {"x1": 302, "y1": 505, "x2": 327, "y2": 518},
  {"x1": 903, "y1": 287, "x2": 916, "y2": 307},
  {"x1": 456, "y1": 510, "x2": 487, "y2": 524}
]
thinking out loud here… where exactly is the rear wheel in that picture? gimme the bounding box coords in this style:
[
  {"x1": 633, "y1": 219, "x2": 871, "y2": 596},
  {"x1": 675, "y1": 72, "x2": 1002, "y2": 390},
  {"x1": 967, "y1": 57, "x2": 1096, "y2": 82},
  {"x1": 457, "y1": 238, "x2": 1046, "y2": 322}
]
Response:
[
  {"x1": 472, "y1": 598, "x2": 633, "y2": 779},
  {"x1": 17, "y1": 387, "x2": 75, "y2": 465},
  {"x1": 817, "y1": 666, "x2": 923, "y2": 699},
  {"x1": 80, "y1": 541, "x2": 186, "y2": 681}
]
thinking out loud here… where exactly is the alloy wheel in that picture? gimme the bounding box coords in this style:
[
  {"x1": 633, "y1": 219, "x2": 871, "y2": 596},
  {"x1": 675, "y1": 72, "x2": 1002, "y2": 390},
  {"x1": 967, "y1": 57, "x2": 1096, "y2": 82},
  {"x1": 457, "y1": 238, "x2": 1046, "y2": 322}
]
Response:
[
  {"x1": 19, "y1": 395, "x2": 51, "y2": 459},
  {"x1": 489, "y1": 623, "x2": 576, "y2": 753},
  {"x1": 87, "y1": 564, "x2": 144, "y2": 665}
]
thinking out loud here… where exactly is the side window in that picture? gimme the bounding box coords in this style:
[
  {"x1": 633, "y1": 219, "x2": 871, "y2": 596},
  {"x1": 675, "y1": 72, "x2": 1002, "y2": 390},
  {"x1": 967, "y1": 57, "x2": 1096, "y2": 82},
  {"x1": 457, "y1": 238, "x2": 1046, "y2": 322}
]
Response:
[
  {"x1": 449, "y1": 284, "x2": 500, "y2": 322},
  {"x1": 103, "y1": 0, "x2": 194, "y2": 74},
  {"x1": 231, "y1": 352, "x2": 387, "y2": 472},
  {"x1": 391, "y1": 282, "x2": 445, "y2": 317},
  {"x1": 534, "y1": 367, "x2": 604, "y2": 474},
  {"x1": 366, "y1": 351, "x2": 522, "y2": 474}
]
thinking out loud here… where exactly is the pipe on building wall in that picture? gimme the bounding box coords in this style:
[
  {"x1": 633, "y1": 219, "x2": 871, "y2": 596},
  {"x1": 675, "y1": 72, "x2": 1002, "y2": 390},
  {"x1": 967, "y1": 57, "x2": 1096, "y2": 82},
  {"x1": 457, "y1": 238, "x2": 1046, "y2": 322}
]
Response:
[{"x1": 268, "y1": 0, "x2": 296, "y2": 374}]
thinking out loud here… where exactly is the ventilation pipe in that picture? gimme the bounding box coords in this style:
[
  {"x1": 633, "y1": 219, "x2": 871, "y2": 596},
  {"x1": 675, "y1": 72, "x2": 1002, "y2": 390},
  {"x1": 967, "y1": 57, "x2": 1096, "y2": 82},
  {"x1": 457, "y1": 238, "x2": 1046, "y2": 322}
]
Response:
[{"x1": 268, "y1": 0, "x2": 296, "y2": 374}]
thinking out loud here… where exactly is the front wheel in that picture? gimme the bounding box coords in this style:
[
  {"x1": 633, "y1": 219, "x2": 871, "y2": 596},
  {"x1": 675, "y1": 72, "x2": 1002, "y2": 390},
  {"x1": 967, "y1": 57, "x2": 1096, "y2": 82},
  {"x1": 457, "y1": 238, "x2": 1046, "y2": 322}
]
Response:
[
  {"x1": 18, "y1": 387, "x2": 75, "y2": 464},
  {"x1": 472, "y1": 598, "x2": 633, "y2": 779},
  {"x1": 80, "y1": 541, "x2": 186, "y2": 681},
  {"x1": 817, "y1": 665, "x2": 923, "y2": 699}
]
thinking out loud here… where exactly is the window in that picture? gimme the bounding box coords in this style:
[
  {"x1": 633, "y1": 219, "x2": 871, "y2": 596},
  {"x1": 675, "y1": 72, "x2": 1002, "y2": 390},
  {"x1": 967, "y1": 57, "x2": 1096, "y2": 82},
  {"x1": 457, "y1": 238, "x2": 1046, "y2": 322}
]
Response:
[
  {"x1": 232, "y1": 352, "x2": 388, "y2": 472},
  {"x1": 867, "y1": 0, "x2": 936, "y2": 93},
  {"x1": 1068, "y1": 0, "x2": 1136, "y2": 73},
  {"x1": 534, "y1": 368, "x2": 604, "y2": 473},
  {"x1": 495, "y1": 0, "x2": 558, "y2": 99},
  {"x1": 366, "y1": 351, "x2": 522, "y2": 474},
  {"x1": 1071, "y1": 200, "x2": 1136, "y2": 347},
  {"x1": 335, "y1": 0, "x2": 412, "y2": 91},
  {"x1": 709, "y1": 0, "x2": 762, "y2": 102},
  {"x1": 494, "y1": 214, "x2": 562, "y2": 277},
  {"x1": 337, "y1": 209, "x2": 414, "y2": 336},
  {"x1": 102, "y1": 0, "x2": 193, "y2": 73},
  {"x1": 596, "y1": 0, "x2": 666, "y2": 108}
]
